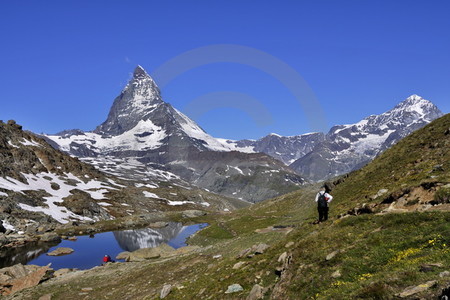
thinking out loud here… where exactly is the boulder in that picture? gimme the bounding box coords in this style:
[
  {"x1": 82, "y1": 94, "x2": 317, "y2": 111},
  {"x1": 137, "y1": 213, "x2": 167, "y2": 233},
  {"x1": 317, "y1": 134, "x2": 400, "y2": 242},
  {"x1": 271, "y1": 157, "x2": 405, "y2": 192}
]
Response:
[
  {"x1": 54, "y1": 268, "x2": 77, "y2": 277},
  {"x1": 246, "y1": 284, "x2": 264, "y2": 300},
  {"x1": 0, "y1": 264, "x2": 53, "y2": 296},
  {"x1": 331, "y1": 270, "x2": 342, "y2": 278},
  {"x1": 225, "y1": 284, "x2": 244, "y2": 294},
  {"x1": 254, "y1": 243, "x2": 269, "y2": 254},
  {"x1": 285, "y1": 241, "x2": 294, "y2": 248},
  {"x1": 237, "y1": 243, "x2": 270, "y2": 259},
  {"x1": 398, "y1": 280, "x2": 437, "y2": 298},
  {"x1": 160, "y1": 284, "x2": 172, "y2": 299},
  {"x1": 326, "y1": 250, "x2": 340, "y2": 261},
  {"x1": 440, "y1": 271, "x2": 450, "y2": 278},
  {"x1": 47, "y1": 247, "x2": 74, "y2": 256},
  {"x1": 38, "y1": 294, "x2": 52, "y2": 300},
  {"x1": 182, "y1": 210, "x2": 207, "y2": 218},
  {"x1": 128, "y1": 244, "x2": 175, "y2": 261},
  {"x1": 116, "y1": 251, "x2": 131, "y2": 260},
  {"x1": 40, "y1": 232, "x2": 61, "y2": 243},
  {"x1": 149, "y1": 222, "x2": 169, "y2": 228},
  {"x1": 233, "y1": 262, "x2": 246, "y2": 270}
]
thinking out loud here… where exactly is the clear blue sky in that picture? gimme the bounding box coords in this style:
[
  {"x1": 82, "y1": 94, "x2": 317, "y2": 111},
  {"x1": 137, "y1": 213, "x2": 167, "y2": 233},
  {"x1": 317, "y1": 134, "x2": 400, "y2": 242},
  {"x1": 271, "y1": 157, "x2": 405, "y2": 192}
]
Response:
[{"x1": 1, "y1": 1, "x2": 449, "y2": 140}]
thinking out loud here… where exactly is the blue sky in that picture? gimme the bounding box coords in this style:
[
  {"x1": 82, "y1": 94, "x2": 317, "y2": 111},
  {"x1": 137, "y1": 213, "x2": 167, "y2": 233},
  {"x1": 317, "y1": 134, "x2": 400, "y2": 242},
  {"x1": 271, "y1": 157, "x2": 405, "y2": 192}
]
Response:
[{"x1": 1, "y1": 1, "x2": 449, "y2": 140}]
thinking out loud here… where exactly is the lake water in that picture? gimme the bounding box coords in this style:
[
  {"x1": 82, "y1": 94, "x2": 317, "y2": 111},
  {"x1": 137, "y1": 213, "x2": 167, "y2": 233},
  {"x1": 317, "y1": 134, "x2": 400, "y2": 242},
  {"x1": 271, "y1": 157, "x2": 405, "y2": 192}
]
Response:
[{"x1": 1, "y1": 223, "x2": 207, "y2": 270}]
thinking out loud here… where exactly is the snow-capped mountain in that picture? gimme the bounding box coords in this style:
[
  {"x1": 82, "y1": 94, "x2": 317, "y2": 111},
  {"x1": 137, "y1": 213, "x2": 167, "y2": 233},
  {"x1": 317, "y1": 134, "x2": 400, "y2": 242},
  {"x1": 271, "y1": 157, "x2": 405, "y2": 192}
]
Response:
[
  {"x1": 290, "y1": 95, "x2": 443, "y2": 181},
  {"x1": 224, "y1": 95, "x2": 443, "y2": 182},
  {"x1": 230, "y1": 132, "x2": 326, "y2": 165},
  {"x1": 45, "y1": 66, "x2": 306, "y2": 203}
]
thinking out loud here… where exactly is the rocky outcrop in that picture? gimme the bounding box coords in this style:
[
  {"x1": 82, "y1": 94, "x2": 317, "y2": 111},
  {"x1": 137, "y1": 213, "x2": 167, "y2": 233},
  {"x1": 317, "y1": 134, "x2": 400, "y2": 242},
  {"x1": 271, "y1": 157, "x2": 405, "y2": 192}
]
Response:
[
  {"x1": 127, "y1": 243, "x2": 175, "y2": 261},
  {"x1": 46, "y1": 247, "x2": 74, "y2": 256},
  {"x1": 0, "y1": 264, "x2": 53, "y2": 296}
]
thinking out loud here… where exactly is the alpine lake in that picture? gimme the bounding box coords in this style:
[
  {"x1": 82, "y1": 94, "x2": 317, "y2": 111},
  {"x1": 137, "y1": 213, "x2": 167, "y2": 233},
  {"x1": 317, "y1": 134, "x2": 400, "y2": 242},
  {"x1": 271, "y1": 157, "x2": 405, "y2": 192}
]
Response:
[{"x1": 0, "y1": 222, "x2": 208, "y2": 270}]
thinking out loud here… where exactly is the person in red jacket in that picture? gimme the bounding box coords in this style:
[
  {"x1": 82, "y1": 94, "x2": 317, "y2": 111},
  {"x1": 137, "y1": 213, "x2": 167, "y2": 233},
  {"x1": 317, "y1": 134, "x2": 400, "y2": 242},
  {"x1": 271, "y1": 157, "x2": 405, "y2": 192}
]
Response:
[{"x1": 103, "y1": 254, "x2": 113, "y2": 263}]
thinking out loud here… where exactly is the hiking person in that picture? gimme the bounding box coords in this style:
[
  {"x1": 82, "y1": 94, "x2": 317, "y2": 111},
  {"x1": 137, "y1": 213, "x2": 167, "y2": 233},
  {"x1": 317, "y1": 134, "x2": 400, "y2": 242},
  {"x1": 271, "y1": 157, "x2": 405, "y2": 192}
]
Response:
[{"x1": 315, "y1": 187, "x2": 333, "y2": 222}]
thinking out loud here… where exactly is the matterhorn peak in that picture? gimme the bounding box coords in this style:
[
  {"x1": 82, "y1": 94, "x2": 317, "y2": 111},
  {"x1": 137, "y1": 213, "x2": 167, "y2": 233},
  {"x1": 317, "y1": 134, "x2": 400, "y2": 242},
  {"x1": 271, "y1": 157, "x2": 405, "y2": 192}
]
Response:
[
  {"x1": 405, "y1": 94, "x2": 423, "y2": 101},
  {"x1": 94, "y1": 66, "x2": 164, "y2": 135},
  {"x1": 133, "y1": 65, "x2": 152, "y2": 80}
]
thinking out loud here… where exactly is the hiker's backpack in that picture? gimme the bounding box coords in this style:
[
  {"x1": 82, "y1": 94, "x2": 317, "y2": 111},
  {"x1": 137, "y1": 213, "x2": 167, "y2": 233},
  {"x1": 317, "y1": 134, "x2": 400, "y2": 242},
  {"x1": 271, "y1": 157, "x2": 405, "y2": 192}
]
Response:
[{"x1": 318, "y1": 193, "x2": 328, "y2": 208}]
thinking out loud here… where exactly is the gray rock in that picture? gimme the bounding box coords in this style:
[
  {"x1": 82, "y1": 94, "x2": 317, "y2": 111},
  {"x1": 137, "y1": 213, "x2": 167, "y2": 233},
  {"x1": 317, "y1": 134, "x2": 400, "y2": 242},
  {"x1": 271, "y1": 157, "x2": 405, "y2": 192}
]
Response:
[
  {"x1": 40, "y1": 232, "x2": 61, "y2": 243},
  {"x1": 285, "y1": 241, "x2": 294, "y2": 248},
  {"x1": 397, "y1": 280, "x2": 437, "y2": 298},
  {"x1": 233, "y1": 262, "x2": 246, "y2": 270},
  {"x1": 116, "y1": 251, "x2": 131, "y2": 260},
  {"x1": 331, "y1": 270, "x2": 341, "y2": 278},
  {"x1": 439, "y1": 271, "x2": 450, "y2": 278},
  {"x1": 278, "y1": 252, "x2": 288, "y2": 263},
  {"x1": 128, "y1": 244, "x2": 175, "y2": 261},
  {"x1": 160, "y1": 284, "x2": 172, "y2": 299},
  {"x1": 54, "y1": 268, "x2": 77, "y2": 277},
  {"x1": 254, "y1": 243, "x2": 269, "y2": 254},
  {"x1": 149, "y1": 222, "x2": 169, "y2": 228},
  {"x1": 38, "y1": 293, "x2": 52, "y2": 300},
  {"x1": 225, "y1": 284, "x2": 244, "y2": 294},
  {"x1": 182, "y1": 210, "x2": 207, "y2": 218},
  {"x1": 246, "y1": 284, "x2": 264, "y2": 300},
  {"x1": 326, "y1": 250, "x2": 339, "y2": 261},
  {"x1": 0, "y1": 264, "x2": 53, "y2": 296},
  {"x1": 47, "y1": 247, "x2": 74, "y2": 256}
]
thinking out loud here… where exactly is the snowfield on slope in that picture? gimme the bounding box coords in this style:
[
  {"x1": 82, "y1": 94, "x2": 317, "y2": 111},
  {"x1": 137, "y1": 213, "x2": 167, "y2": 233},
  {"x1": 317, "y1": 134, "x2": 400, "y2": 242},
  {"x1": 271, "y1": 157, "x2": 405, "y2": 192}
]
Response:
[{"x1": 0, "y1": 172, "x2": 115, "y2": 223}]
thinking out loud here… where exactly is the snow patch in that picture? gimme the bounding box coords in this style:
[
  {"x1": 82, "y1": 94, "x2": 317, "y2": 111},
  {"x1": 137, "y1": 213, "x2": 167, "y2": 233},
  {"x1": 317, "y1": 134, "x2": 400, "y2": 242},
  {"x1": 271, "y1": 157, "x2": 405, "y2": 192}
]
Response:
[
  {"x1": 0, "y1": 172, "x2": 113, "y2": 223},
  {"x1": 143, "y1": 191, "x2": 160, "y2": 198},
  {"x1": 1, "y1": 219, "x2": 15, "y2": 231}
]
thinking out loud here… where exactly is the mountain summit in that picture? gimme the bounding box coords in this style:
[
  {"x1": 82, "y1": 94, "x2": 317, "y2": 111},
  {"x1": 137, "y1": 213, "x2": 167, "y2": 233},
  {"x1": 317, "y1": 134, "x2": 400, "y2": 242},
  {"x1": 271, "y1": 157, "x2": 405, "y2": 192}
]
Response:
[{"x1": 95, "y1": 65, "x2": 163, "y2": 136}]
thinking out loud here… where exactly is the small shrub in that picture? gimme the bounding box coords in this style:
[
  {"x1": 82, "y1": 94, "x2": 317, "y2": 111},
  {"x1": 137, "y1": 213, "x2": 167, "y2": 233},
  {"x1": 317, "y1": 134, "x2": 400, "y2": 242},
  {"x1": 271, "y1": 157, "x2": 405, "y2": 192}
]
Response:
[
  {"x1": 357, "y1": 282, "x2": 392, "y2": 299},
  {"x1": 434, "y1": 187, "x2": 450, "y2": 204}
]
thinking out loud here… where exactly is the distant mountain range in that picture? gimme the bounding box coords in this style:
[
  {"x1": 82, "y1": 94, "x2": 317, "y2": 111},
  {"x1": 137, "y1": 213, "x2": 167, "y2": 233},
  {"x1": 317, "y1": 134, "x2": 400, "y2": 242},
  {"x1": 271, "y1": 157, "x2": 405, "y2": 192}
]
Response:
[{"x1": 229, "y1": 94, "x2": 443, "y2": 181}]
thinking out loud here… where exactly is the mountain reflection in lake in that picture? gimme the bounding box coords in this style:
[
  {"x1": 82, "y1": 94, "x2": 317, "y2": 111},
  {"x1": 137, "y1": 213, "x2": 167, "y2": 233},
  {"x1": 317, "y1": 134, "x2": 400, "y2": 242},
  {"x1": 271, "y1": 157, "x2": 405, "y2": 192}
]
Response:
[
  {"x1": 113, "y1": 222, "x2": 184, "y2": 252},
  {"x1": 2, "y1": 223, "x2": 207, "y2": 270}
]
